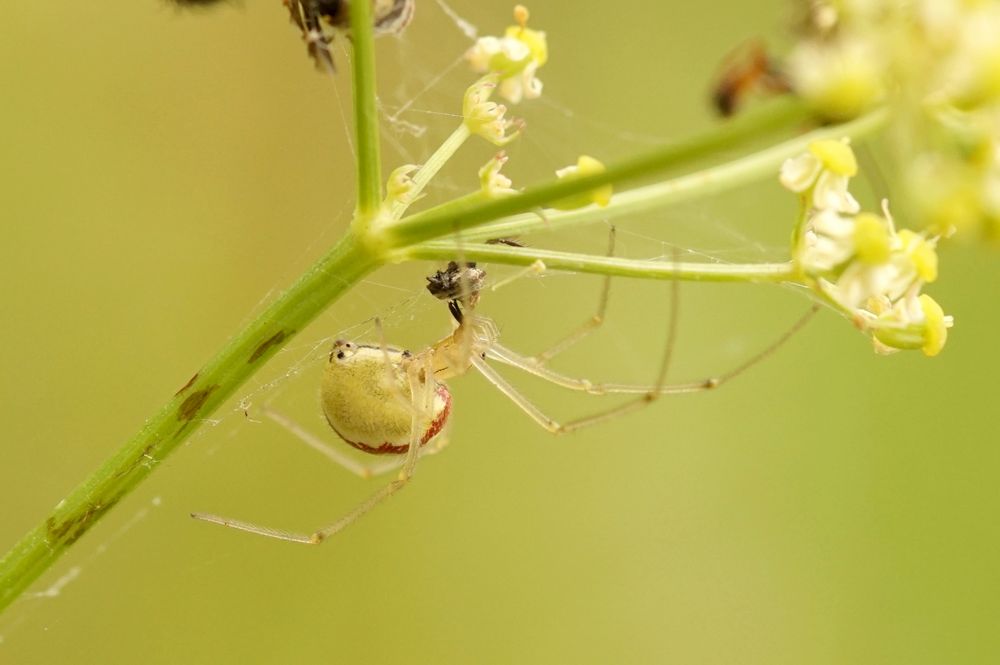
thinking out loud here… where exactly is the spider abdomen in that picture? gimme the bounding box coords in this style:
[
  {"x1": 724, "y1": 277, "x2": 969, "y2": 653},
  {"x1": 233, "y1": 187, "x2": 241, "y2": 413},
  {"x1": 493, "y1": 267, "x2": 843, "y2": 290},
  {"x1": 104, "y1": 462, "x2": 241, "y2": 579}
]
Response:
[{"x1": 321, "y1": 342, "x2": 451, "y2": 455}]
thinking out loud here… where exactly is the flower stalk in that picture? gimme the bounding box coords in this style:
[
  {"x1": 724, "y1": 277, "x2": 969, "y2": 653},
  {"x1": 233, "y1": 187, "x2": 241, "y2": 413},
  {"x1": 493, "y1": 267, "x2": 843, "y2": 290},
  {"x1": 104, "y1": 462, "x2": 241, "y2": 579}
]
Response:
[{"x1": 350, "y1": 0, "x2": 382, "y2": 220}]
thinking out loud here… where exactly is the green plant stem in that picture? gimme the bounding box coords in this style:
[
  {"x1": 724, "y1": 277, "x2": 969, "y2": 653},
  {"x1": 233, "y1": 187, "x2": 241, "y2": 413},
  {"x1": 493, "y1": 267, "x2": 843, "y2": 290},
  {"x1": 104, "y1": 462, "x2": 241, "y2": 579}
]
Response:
[
  {"x1": 0, "y1": 235, "x2": 377, "y2": 613},
  {"x1": 350, "y1": 0, "x2": 381, "y2": 219},
  {"x1": 402, "y1": 242, "x2": 796, "y2": 283},
  {"x1": 0, "y1": 9, "x2": 387, "y2": 615},
  {"x1": 451, "y1": 107, "x2": 890, "y2": 243},
  {"x1": 384, "y1": 96, "x2": 820, "y2": 246},
  {"x1": 0, "y1": 94, "x2": 881, "y2": 612}
]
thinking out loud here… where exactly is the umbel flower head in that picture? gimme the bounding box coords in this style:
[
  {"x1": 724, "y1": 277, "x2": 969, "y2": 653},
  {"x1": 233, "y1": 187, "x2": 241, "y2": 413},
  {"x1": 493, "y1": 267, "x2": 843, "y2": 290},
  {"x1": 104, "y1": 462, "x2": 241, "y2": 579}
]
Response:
[
  {"x1": 465, "y1": 5, "x2": 548, "y2": 104},
  {"x1": 783, "y1": 138, "x2": 954, "y2": 356},
  {"x1": 780, "y1": 0, "x2": 1000, "y2": 241}
]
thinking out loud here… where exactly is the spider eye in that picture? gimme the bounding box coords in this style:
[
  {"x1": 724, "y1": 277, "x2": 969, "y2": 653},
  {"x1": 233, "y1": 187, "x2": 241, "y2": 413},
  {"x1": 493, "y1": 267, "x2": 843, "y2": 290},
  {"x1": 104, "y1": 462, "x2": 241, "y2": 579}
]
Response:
[{"x1": 330, "y1": 340, "x2": 354, "y2": 363}]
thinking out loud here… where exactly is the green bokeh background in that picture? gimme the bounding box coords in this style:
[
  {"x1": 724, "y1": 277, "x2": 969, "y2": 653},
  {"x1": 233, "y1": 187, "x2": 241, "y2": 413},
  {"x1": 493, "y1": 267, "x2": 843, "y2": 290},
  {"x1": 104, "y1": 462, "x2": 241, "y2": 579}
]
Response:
[{"x1": 1, "y1": 1, "x2": 998, "y2": 663}]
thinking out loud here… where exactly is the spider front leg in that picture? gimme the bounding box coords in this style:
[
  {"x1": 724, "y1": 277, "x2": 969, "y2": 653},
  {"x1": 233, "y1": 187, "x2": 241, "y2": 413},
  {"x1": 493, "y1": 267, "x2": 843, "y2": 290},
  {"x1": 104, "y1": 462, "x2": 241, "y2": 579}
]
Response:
[
  {"x1": 469, "y1": 266, "x2": 678, "y2": 435},
  {"x1": 470, "y1": 310, "x2": 676, "y2": 435},
  {"x1": 488, "y1": 304, "x2": 819, "y2": 398},
  {"x1": 475, "y1": 273, "x2": 818, "y2": 434}
]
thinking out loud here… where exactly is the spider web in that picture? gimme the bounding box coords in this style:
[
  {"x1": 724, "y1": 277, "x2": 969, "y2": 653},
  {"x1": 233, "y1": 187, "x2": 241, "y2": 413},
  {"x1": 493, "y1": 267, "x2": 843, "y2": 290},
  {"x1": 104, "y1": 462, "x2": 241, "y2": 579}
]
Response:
[
  {"x1": 0, "y1": 3, "x2": 804, "y2": 640},
  {"x1": 170, "y1": 0, "x2": 807, "y2": 466},
  {"x1": 181, "y1": 0, "x2": 806, "y2": 464}
]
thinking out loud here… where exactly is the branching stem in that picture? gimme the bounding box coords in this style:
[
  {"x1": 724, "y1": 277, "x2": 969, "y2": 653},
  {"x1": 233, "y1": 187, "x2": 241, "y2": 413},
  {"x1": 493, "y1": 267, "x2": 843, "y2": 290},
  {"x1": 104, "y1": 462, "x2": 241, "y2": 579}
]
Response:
[
  {"x1": 391, "y1": 124, "x2": 472, "y2": 220},
  {"x1": 0, "y1": 14, "x2": 889, "y2": 611}
]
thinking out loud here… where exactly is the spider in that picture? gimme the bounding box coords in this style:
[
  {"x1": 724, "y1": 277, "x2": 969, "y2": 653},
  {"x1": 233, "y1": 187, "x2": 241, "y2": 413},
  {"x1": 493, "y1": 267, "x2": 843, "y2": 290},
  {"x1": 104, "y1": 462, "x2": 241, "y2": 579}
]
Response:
[{"x1": 191, "y1": 232, "x2": 817, "y2": 544}]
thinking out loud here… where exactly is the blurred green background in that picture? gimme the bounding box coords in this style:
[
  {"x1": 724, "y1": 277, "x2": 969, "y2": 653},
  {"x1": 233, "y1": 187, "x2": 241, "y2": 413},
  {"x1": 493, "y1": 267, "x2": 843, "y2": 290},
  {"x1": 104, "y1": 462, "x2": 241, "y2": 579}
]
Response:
[{"x1": 1, "y1": 1, "x2": 997, "y2": 663}]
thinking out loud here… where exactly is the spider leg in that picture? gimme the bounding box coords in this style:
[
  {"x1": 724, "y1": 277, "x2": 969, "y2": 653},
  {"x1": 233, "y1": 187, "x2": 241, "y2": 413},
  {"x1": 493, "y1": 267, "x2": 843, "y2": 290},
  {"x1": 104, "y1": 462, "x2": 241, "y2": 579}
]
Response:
[
  {"x1": 529, "y1": 225, "x2": 615, "y2": 364},
  {"x1": 191, "y1": 358, "x2": 437, "y2": 544},
  {"x1": 261, "y1": 406, "x2": 444, "y2": 480},
  {"x1": 484, "y1": 227, "x2": 615, "y2": 364},
  {"x1": 488, "y1": 258, "x2": 546, "y2": 293},
  {"x1": 486, "y1": 305, "x2": 818, "y2": 396},
  {"x1": 374, "y1": 317, "x2": 424, "y2": 414},
  {"x1": 470, "y1": 267, "x2": 677, "y2": 434},
  {"x1": 299, "y1": 360, "x2": 433, "y2": 543},
  {"x1": 486, "y1": 305, "x2": 819, "y2": 395},
  {"x1": 471, "y1": 356, "x2": 653, "y2": 434},
  {"x1": 474, "y1": 264, "x2": 818, "y2": 433}
]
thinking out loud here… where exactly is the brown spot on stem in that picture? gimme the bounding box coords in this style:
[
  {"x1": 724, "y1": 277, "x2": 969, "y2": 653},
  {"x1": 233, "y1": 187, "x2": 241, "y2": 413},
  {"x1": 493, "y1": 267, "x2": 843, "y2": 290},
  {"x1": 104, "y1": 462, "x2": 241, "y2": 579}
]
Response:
[
  {"x1": 174, "y1": 372, "x2": 199, "y2": 396},
  {"x1": 46, "y1": 497, "x2": 121, "y2": 547},
  {"x1": 177, "y1": 385, "x2": 218, "y2": 422},
  {"x1": 248, "y1": 330, "x2": 290, "y2": 364}
]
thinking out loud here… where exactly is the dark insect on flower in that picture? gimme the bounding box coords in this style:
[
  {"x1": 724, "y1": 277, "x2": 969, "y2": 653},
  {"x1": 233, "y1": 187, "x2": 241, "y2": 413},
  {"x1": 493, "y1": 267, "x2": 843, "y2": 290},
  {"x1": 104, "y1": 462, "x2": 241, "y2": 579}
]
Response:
[{"x1": 284, "y1": 0, "x2": 415, "y2": 71}]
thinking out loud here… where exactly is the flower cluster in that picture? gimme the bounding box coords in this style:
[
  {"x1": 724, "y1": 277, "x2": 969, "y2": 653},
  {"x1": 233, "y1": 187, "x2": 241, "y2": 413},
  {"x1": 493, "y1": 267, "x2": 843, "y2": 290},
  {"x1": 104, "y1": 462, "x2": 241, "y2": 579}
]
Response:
[
  {"x1": 465, "y1": 5, "x2": 548, "y2": 105},
  {"x1": 784, "y1": 0, "x2": 1000, "y2": 241},
  {"x1": 462, "y1": 77, "x2": 522, "y2": 146},
  {"x1": 784, "y1": 139, "x2": 953, "y2": 356}
]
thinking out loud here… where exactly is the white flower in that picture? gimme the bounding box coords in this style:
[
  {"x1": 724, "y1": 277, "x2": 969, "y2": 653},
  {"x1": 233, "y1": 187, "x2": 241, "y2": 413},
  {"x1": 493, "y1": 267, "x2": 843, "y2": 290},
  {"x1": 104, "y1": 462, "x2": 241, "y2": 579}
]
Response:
[
  {"x1": 783, "y1": 1, "x2": 1000, "y2": 239},
  {"x1": 464, "y1": 6, "x2": 547, "y2": 105},
  {"x1": 786, "y1": 35, "x2": 885, "y2": 121},
  {"x1": 465, "y1": 36, "x2": 507, "y2": 72},
  {"x1": 869, "y1": 288, "x2": 954, "y2": 357},
  {"x1": 799, "y1": 209, "x2": 857, "y2": 272},
  {"x1": 498, "y1": 60, "x2": 543, "y2": 105},
  {"x1": 829, "y1": 260, "x2": 901, "y2": 311},
  {"x1": 780, "y1": 138, "x2": 861, "y2": 213},
  {"x1": 937, "y1": 6, "x2": 1000, "y2": 109},
  {"x1": 790, "y1": 181, "x2": 953, "y2": 355}
]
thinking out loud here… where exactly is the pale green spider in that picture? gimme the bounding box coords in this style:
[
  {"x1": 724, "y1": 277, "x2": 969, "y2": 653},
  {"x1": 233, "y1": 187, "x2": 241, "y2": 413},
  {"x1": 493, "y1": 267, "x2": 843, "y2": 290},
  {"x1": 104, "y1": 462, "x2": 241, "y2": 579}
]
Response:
[{"x1": 192, "y1": 237, "x2": 815, "y2": 544}]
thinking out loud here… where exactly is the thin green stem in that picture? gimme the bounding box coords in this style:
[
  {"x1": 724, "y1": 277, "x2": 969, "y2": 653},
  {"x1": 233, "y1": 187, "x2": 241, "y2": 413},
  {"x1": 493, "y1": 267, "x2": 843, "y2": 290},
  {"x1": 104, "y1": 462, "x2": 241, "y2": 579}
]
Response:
[
  {"x1": 0, "y1": 83, "x2": 888, "y2": 612},
  {"x1": 0, "y1": 236, "x2": 379, "y2": 613},
  {"x1": 789, "y1": 193, "x2": 811, "y2": 262},
  {"x1": 384, "y1": 96, "x2": 819, "y2": 246},
  {"x1": 350, "y1": 0, "x2": 382, "y2": 219},
  {"x1": 402, "y1": 241, "x2": 797, "y2": 283},
  {"x1": 452, "y1": 107, "x2": 889, "y2": 242},
  {"x1": 391, "y1": 124, "x2": 472, "y2": 220}
]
